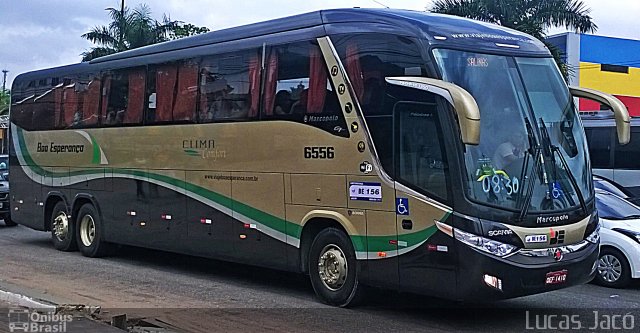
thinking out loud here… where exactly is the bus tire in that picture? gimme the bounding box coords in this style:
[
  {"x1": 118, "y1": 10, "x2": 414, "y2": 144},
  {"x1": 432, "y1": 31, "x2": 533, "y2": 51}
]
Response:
[
  {"x1": 2, "y1": 214, "x2": 17, "y2": 227},
  {"x1": 308, "y1": 227, "x2": 365, "y2": 307},
  {"x1": 76, "y1": 203, "x2": 110, "y2": 258},
  {"x1": 595, "y1": 247, "x2": 632, "y2": 288},
  {"x1": 50, "y1": 201, "x2": 77, "y2": 251}
]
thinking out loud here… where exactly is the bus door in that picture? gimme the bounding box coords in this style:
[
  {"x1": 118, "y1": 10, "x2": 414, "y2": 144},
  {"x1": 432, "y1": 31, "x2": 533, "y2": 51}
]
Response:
[{"x1": 392, "y1": 89, "x2": 457, "y2": 296}]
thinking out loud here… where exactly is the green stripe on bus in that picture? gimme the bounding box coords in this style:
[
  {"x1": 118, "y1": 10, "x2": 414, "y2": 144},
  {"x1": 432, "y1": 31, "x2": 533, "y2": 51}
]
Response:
[
  {"x1": 89, "y1": 133, "x2": 101, "y2": 165},
  {"x1": 16, "y1": 126, "x2": 447, "y2": 254}
]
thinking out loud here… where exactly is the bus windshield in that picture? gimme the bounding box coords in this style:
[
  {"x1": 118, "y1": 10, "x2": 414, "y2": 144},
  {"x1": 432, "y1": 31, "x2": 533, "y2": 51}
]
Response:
[{"x1": 433, "y1": 49, "x2": 591, "y2": 214}]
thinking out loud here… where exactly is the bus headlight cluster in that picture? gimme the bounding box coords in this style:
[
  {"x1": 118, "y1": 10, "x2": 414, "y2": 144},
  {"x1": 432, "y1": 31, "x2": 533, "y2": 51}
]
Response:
[
  {"x1": 454, "y1": 229, "x2": 518, "y2": 257},
  {"x1": 585, "y1": 223, "x2": 601, "y2": 244}
]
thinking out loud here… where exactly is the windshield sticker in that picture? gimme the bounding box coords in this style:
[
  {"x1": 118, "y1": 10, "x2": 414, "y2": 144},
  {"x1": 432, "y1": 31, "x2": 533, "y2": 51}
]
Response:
[
  {"x1": 475, "y1": 158, "x2": 520, "y2": 196},
  {"x1": 349, "y1": 182, "x2": 382, "y2": 202},
  {"x1": 467, "y1": 57, "x2": 489, "y2": 67},
  {"x1": 396, "y1": 198, "x2": 409, "y2": 215},
  {"x1": 552, "y1": 181, "x2": 564, "y2": 199}
]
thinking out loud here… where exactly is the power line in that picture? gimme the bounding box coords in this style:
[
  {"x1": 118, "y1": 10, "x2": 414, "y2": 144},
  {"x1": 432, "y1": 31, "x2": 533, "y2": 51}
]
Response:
[{"x1": 371, "y1": 0, "x2": 390, "y2": 8}]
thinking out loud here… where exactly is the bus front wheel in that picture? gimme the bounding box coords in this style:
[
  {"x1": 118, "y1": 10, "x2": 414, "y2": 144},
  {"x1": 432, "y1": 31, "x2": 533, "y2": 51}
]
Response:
[
  {"x1": 76, "y1": 203, "x2": 111, "y2": 258},
  {"x1": 50, "y1": 201, "x2": 77, "y2": 251},
  {"x1": 308, "y1": 228, "x2": 364, "y2": 307}
]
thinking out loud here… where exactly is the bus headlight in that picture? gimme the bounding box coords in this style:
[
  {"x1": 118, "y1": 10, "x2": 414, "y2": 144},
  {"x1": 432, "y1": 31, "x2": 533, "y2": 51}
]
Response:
[
  {"x1": 454, "y1": 229, "x2": 518, "y2": 257},
  {"x1": 586, "y1": 223, "x2": 601, "y2": 244}
]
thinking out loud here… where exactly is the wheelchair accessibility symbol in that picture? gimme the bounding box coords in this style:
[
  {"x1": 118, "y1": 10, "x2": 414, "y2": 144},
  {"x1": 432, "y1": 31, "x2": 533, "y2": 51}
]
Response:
[{"x1": 396, "y1": 198, "x2": 409, "y2": 215}]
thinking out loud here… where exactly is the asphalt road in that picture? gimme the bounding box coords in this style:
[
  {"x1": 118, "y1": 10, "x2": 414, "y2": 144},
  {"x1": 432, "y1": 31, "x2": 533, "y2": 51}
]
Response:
[{"x1": 2, "y1": 224, "x2": 640, "y2": 333}]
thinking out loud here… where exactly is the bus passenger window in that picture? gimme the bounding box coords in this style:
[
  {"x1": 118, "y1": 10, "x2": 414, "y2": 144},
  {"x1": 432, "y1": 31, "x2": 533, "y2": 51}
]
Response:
[
  {"x1": 332, "y1": 33, "x2": 428, "y2": 116},
  {"x1": 146, "y1": 60, "x2": 198, "y2": 124},
  {"x1": 263, "y1": 41, "x2": 346, "y2": 137},
  {"x1": 199, "y1": 51, "x2": 260, "y2": 122},
  {"x1": 103, "y1": 68, "x2": 145, "y2": 126}
]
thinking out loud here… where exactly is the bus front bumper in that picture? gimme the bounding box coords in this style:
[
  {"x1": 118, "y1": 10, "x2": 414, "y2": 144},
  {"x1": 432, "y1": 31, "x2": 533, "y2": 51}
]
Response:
[{"x1": 456, "y1": 240, "x2": 599, "y2": 301}]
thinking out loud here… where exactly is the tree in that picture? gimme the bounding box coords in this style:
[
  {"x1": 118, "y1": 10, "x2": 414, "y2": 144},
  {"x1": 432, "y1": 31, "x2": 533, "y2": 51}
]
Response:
[
  {"x1": 0, "y1": 90, "x2": 9, "y2": 116},
  {"x1": 429, "y1": 0, "x2": 597, "y2": 77},
  {"x1": 169, "y1": 23, "x2": 210, "y2": 40},
  {"x1": 81, "y1": 4, "x2": 209, "y2": 61}
]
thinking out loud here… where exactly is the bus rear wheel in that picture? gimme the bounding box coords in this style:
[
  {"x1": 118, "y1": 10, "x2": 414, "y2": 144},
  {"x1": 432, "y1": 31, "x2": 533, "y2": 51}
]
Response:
[
  {"x1": 76, "y1": 203, "x2": 110, "y2": 258},
  {"x1": 308, "y1": 228, "x2": 364, "y2": 307},
  {"x1": 50, "y1": 201, "x2": 76, "y2": 251}
]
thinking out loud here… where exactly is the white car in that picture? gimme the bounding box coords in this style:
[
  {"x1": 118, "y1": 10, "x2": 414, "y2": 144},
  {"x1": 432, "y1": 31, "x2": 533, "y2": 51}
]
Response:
[{"x1": 595, "y1": 189, "x2": 640, "y2": 288}]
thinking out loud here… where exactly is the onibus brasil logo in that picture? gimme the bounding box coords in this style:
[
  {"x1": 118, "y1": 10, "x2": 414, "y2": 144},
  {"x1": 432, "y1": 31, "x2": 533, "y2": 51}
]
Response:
[{"x1": 8, "y1": 309, "x2": 73, "y2": 332}]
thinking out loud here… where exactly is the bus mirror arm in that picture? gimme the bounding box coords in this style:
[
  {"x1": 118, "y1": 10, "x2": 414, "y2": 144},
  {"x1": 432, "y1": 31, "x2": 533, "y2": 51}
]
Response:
[
  {"x1": 385, "y1": 77, "x2": 481, "y2": 145},
  {"x1": 569, "y1": 86, "x2": 631, "y2": 145}
]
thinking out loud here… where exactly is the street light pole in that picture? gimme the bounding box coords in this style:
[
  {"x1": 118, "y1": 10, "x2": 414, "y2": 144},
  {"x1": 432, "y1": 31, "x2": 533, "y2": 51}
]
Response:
[{"x1": 1, "y1": 70, "x2": 7, "y2": 93}]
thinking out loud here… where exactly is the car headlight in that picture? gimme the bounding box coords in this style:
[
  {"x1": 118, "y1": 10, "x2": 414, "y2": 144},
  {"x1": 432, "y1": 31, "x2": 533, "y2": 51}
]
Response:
[
  {"x1": 454, "y1": 228, "x2": 518, "y2": 257},
  {"x1": 612, "y1": 228, "x2": 640, "y2": 244},
  {"x1": 586, "y1": 223, "x2": 601, "y2": 244}
]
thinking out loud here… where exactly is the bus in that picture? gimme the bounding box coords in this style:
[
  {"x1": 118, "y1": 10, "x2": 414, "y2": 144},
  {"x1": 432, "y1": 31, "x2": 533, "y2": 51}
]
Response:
[
  {"x1": 8, "y1": 9, "x2": 630, "y2": 306},
  {"x1": 582, "y1": 112, "x2": 640, "y2": 198}
]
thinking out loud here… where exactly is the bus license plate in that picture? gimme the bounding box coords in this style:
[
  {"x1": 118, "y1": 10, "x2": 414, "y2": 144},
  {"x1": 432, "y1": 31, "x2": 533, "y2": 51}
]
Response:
[{"x1": 545, "y1": 270, "x2": 568, "y2": 285}]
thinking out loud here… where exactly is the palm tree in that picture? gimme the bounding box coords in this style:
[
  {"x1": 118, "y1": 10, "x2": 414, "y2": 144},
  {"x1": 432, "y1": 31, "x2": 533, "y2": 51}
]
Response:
[
  {"x1": 429, "y1": 0, "x2": 597, "y2": 77},
  {"x1": 81, "y1": 4, "x2": 182, "y2": 61}
]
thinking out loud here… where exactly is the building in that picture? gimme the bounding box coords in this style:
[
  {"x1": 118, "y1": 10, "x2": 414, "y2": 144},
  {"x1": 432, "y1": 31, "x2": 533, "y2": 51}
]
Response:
[{"x1": 547, "y1": 33, "x2": 640, "y2": 116}]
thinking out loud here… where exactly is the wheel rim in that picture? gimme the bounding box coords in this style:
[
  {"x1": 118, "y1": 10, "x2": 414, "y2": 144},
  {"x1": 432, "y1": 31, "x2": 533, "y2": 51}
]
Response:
[
  {"x1": 598, "y1": 254, "x2": 622, "y2": 283},
  {"x1": 317, "y1": 244, "x2": 348, "y2": 291},
  {"x1": 52, "y1": 212, "x2": 69, "y2": 242},
  {"x1": 79, "y1": 215, "x2": 96, "y2": 247}
]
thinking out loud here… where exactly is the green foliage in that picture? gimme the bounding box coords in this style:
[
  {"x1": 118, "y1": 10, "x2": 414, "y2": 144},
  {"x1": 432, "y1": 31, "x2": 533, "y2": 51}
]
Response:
[
  {"x1": 0, "y1": 90, "x2": 10, "y2": 116},
  {"x1": 81, "y1": 4, "x2": 209, "y2": 61},
  {"x1": 169, "y1": 23, "x2": 210, "y2": 40},
  {"x1": 430, "y1": 0, "x2": 597, "y2": 78}
]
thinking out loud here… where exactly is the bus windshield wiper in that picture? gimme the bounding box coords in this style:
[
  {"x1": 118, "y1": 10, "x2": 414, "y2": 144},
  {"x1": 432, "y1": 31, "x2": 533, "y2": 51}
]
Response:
[
  {"x1": 516, "y1": 117, "x2": 542, "y2": 222},
  {"x1": 539, "y1": 119, "x2": 587, "y2": 216}
]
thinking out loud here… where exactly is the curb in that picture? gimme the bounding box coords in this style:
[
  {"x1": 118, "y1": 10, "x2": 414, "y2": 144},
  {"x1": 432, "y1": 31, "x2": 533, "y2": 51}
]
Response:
[{"x1": 0, "y1": 289, "x2": 57, "y2": 311}]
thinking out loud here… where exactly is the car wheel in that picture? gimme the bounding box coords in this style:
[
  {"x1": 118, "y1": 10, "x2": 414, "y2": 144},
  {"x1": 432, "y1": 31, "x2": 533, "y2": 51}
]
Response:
[
  {"x1": 76, "y1": 203, "x2": 111, "y2": 257},
  {"x1": 3, "y1": 213, "x2": 17, "y2": 227},
  {"x1": 50, "y1": 201, "x2": 77, "y2": 251},
  {"x1": 308, "y1": 228, "x2": 365, "y2": 307},
  {"x1": 595, "y1": 247, "x2": 632, "y2": 288}
]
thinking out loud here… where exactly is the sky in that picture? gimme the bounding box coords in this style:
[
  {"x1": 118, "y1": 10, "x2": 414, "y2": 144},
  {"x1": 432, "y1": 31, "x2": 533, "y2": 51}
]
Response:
[{"x1": 1, "y1": 0, "x2": 639, "y2": 89}]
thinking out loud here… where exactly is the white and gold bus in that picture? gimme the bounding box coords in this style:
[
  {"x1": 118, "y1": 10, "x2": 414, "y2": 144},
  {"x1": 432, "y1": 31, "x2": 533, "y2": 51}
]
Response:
[{"x1": 9, "y1": 9, "x2": 630, "y2": 306}]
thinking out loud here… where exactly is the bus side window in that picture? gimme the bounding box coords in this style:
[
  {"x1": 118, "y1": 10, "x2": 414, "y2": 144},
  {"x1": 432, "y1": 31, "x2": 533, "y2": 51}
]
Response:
[
  {"x1": 614, "y1": 127, "x2": 640, "y2": 169},
  {"x1": 30, "y1": 84, "x2": 58, "y2": 130},
  {"x1": 584, "y1": 127, "x2": 613, "y2": 169},
  {"x1": 332, "y1": 33, "x2": 428, "y2": 116},
  {"x1": 103, "y1": 68, "x2": 145, "y2": 126},
  {"x1": 199, "y1": 50, "x2": 260, "y2": 123},
  {"x1": 263, "y1": 41, "x2": 345, "y2": 136},
  {"x1": 146, "y1": 60, "x2": 198, "y2": 124}
]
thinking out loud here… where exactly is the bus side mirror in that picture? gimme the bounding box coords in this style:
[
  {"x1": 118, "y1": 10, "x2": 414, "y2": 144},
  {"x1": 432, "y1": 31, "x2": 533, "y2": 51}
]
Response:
[
  {"x1": 569, "y1": 86, "x2": 630, "y2": 145},
  {"x1": 385, "y1": 77, "x2": 481, "y2": 145}
]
